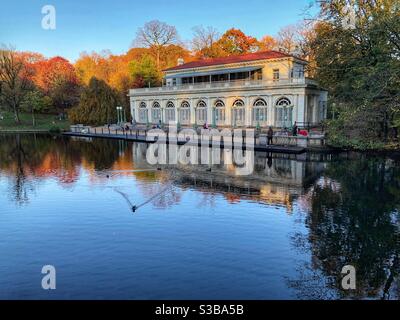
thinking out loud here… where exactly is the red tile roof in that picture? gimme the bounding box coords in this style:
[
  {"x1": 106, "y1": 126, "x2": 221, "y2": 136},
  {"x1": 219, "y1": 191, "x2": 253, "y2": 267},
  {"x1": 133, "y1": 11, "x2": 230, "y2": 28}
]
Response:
[{"x1": 164, "y1": 50, "x2": 304, "y2": 72}]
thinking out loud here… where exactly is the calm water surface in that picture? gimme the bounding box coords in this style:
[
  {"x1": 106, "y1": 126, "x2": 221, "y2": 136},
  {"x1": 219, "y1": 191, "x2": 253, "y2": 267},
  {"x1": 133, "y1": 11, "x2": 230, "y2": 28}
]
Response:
[{"x1": 0, "y1": 134, "x2": 399, "y2": 300}]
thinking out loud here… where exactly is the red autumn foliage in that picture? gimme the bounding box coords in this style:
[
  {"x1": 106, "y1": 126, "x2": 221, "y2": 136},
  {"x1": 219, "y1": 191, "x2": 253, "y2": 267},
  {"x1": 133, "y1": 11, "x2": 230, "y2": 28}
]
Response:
[{"x1": 32, "y1": 56, "x2": 79, "y2": 94}]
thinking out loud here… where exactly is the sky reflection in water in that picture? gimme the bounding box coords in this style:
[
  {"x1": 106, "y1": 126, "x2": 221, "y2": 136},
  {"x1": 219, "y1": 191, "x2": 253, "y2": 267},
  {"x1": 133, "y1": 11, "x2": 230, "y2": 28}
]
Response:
[{"x1": 0, "y1": 134, "x2": 399, "y2": 300}]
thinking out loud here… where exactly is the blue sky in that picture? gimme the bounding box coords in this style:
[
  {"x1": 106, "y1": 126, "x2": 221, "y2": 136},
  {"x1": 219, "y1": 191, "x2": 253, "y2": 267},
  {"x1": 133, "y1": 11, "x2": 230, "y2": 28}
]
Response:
[{"x1": 0, "y1": 0, "x2": 316, "y2": 62}]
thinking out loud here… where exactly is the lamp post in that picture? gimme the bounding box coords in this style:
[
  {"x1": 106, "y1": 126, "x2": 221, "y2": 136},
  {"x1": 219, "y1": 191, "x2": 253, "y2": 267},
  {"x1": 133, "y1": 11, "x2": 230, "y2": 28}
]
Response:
[{"x1": 116, "y1": 106, "x2": 124, "y2": 126}]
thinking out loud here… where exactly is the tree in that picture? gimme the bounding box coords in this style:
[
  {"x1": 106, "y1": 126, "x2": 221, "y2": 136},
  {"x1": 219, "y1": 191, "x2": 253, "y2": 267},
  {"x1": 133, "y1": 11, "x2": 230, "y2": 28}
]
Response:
[
  {"x1": 276, "y1": 24, "x2": 299, "y2": 54},
  {"x1": 258, "y1": 35, "x2": 278, "y2": 51},
  {"x1": 68, "y1": 77, "x2": 121, "y2": 126},
  {"x1": 192, "y1": 26, "x2": 221, "y2": 58},
  {"x1": 129, "y1": 54, "x2": 160, "y2": 88},
  {"x1": 0, "y1": 47, "x2": 34, "y2": 123},
  {"x1": 134, "y1": 20, "x2": 179, "y2": 70},
  {"x1": 21, "y1": 90, "x2": 52, "y2": 126},
  {"x1": 158, "y1": 44, "x2": 193, "y2": 69},
  {"x1": 32, "y1": 56, "x2": 80, "y2": 114},
  {"x1": 216, "y1": 28, "x2": 260, "y2": 56},
  {"x1": 75, "y1": 51, "x2": 113, "y2": 86},
  {"x1": 311, "y1": 0, "x2": 400, "y2": 147}
]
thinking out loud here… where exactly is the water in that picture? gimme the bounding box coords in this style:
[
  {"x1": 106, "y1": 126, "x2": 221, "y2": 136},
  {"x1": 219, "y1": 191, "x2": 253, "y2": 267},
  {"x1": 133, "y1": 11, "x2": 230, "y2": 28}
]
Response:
[{"x1": 0, "y1": 134, "x2": 399, "y2": 300}]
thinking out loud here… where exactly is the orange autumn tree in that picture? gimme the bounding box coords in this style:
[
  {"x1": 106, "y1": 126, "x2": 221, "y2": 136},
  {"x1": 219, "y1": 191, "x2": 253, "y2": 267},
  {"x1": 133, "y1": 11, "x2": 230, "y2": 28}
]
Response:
[
  {"x1": 216, "y1": 28, "x2": 260, "y2": 56},
  {"x1": 258, "y1": 35, "x2": 278, "y2": 51},
  {"x1": 32, "y1": 56, "x2": 80, "y2": 113},
  {"x1": 74, "y1": 51, "x2": 112, "y2": 86}
]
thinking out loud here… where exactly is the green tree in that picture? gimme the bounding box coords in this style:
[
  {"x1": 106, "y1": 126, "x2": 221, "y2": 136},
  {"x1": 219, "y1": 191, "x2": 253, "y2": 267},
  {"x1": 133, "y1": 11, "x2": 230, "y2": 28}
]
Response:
[
  {"x1": 68, "y1": 77, "x2": 121, "y2": 125},
  {"x1": 0, "y1": 47, "x2": 34, "y2": 123},
  {"x1": 129, "y1": 54, "x2": 160, "y2": 87},
  {"x1": 311, "y1": 0, "x2": 400, "y2": 148},
  {"x1": 21, "y1": 90, "x2": 53, "y2": 126}
]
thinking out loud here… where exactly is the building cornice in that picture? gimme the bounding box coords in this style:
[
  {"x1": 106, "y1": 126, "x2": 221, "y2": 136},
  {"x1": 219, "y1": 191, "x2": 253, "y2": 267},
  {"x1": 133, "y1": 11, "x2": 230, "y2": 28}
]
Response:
[{"x1": 164, "y1": 57, "x2": 306, "y2": 76}]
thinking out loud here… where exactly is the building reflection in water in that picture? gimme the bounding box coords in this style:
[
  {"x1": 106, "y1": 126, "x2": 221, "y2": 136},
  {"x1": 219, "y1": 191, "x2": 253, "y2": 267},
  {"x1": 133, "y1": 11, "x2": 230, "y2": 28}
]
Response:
[{"x1": 132, "y1": 142, "x2": 328, "y2": 214}]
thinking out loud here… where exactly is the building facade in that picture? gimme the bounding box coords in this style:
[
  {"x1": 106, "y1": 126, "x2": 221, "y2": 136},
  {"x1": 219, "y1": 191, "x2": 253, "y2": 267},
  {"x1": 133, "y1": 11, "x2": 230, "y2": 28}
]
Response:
[{"x1": 129, "y1": 51, "x2": 328, "y2": 129}]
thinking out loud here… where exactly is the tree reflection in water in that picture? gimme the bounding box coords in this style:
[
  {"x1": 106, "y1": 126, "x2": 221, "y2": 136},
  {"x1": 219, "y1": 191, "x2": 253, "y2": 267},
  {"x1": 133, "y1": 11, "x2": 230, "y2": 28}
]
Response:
[{"x1": 289, "y1": 154, "x2": 400, "y2": 300}]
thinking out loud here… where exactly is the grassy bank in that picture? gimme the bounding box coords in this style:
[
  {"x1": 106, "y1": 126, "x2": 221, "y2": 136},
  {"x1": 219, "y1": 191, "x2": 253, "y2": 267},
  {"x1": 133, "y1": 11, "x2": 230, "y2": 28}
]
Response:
[{"x1": 0, "y1": 111, "x2": 70, "y2": 132}]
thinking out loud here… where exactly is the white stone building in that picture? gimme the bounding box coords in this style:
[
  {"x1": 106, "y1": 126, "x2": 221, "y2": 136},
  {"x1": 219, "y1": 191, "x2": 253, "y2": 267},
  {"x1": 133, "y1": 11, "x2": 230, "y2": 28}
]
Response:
[{"x1": 129, "y1": 50, "x2": 328, "y2": 129}]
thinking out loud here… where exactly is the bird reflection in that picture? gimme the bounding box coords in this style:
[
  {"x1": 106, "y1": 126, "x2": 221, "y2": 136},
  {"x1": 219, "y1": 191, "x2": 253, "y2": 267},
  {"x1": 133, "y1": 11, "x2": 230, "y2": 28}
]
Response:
[{"x1": 113, "y1": 189, "x2": 137, "y2": 213}]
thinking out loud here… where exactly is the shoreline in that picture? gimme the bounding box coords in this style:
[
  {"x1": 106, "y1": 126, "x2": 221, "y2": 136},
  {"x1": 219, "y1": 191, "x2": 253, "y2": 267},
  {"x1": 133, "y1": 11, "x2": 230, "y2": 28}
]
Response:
[
  {"x1": 0, "y1": 129, "x2": 55, "y2": 133},
  {"x1": 1, "y1": 130, "x2": 398, "y2": 155}
]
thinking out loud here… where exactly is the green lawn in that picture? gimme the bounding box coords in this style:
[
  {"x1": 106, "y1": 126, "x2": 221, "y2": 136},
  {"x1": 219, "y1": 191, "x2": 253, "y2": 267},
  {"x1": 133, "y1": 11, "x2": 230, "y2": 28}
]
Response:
[{"x1": 0, "y1": 111, "x2": 70, "y2": 132}]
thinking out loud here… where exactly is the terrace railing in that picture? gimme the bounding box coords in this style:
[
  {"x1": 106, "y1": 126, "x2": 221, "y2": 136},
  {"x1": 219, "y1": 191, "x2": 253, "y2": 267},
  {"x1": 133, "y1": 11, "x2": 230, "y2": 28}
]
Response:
[{"x1": 129, "y1": 78, "x2": 319, "y2": 94}]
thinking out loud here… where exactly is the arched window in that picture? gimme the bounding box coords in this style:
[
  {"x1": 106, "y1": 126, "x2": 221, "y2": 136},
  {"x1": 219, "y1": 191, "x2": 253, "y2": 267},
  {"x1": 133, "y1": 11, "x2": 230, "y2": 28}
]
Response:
[
  {"x1": 181, "y1": 101, "x2": 190, "y2": 108},
  {"x1": 165, "y1": 101, "x2": 176, "y2": 123},
  {"x1": 215, "y1": 100, "x2": 225, "y2": 124},
  {"x1": 139, "y1": 102, "x2": 148, "y2": 123},
  {"x1": 253, "y1": 98, "x2": 268, "y2": 127},
  {"x1": 254, "y1": 98, "x2": 267, "y2": 107},
  {"x1": 197, "y1": 100, "x2": 207, "y2": 108},
  {"x1": 232, "y1": 99, "x2": 245, "y2": 127},
  {"x1": 196, "y1": 100, "x2": 207, "y2": 124},
  {"x1": 275, "y1": 97, "x2": 293, "y2": 128},
  {"x1": 152, "y1": 101, "x2": 162, "y2": 124},
  {"x1": 233, "y1": 99, "x2": 245, "y2": 108},
  {"x1": 276, "y1": 98, "x2": 291, "y2": 107},
  {"x1": 179, "y1": 101, "x2": 190, "y2": 125}
]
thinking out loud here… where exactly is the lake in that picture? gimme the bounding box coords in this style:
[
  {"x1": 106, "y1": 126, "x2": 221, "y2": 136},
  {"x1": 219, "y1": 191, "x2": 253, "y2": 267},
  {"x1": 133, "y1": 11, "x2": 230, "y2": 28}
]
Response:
[{"x1": 0, "y1": 133, "x2": 399, "y2": 300}]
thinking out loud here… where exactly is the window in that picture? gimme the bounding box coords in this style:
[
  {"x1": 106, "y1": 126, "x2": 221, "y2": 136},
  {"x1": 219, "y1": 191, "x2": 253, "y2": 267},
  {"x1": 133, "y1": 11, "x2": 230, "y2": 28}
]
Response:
[
  {"x1": 165, "y1": 101, "x2": 176, "y2": 123},
  {"x1": 273, "y1": 69, "x2": 280, "y2": 81},
  {"x1": 196, "y1": 100, "x2": 207, "y2": 124},
  {"x1": 180, "y1": 101, "x2": 190, "y2": 124},
  {"x1": 139, "y1": 102, "x2": 148, "y2": 123},
  {"x1": 252, "y1": 98, "x2": 268, "y2": 126},
  {"x1": 232, "y1": 99, "x2": 245, "y2": 127},
  {"x1": 215, "y1": 100, "x2": 225, "y2": 124},
  {"x1": 275, "y1": 98, "x2": 293, "y2": 128},
  {"x1": 152, "y1": 102, "x2": 162, "y2": 123},
  {"x1": 251, "y1": 69, "x2": 263, "y2": 81}
]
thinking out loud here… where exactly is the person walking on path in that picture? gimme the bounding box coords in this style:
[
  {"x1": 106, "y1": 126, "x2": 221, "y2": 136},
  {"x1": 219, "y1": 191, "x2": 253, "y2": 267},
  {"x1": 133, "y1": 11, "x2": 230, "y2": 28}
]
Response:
[
  {"x1": 292, "y1": 122, "x2": 298, "y2": 136},
  {"x1": 267, "y1": 127, "x2": 274, "y2": 145}
]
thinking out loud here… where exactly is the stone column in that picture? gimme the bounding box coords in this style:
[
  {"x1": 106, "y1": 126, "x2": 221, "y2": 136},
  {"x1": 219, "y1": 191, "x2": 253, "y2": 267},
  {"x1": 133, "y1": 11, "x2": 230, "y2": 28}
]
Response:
[
  {"x1": 245, "y1": 96, "x2": 252, "y2": 127},
  {"x1": 130, "y1": 99, "x2": 136, "y2": 122},
  {"x1": 161, "y1": 100, "x2": 165, "y2": 124},
  {"x1": 190, "y1": 98, "x2": 196, "y2": 125},
  {"x1": 148, "y1": 100, "x2": 152, "y2": 123},
  {"x1": 207, "y1": 97, "x2": 213, "y2": 126},
  {"x1": 293, "y1": 95, "x2": 298, "y2": 124},
  {"x1": 313, "y1": 95, "x2": 319, "y2": 123},
  {"x1": 297, "y1": 94, "x2": 306, "y2": 124},
  {"x1": 225, "y1": 97, "x2": 232, "y2": 127},
  {"x1": 268, "y1": 95, "x2": 274, "y2": 127},
  {"x1": 174, "y1": 98, "x2": 179, "y2": 125}
]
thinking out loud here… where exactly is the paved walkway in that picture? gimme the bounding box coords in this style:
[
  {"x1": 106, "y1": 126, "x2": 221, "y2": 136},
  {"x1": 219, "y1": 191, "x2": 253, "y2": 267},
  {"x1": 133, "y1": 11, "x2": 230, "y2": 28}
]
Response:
[{"x1": 63, "y1": 129, "x2": 306, "y2": 154}]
